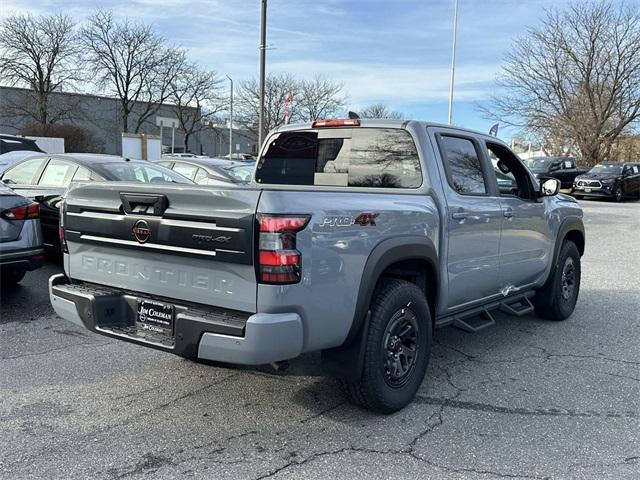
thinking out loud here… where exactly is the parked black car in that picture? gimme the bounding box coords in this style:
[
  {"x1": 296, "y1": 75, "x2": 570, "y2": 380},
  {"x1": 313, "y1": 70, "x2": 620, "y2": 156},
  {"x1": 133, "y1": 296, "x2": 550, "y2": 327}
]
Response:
[
  {"x1": 526, "y1": 156, "x2": 590, "y2": 189},
  {"x1": 0, "y1": 154, "x2": 193, "y2": 250},
  {"x1": 156, "y1": 158, "x2": 255, "y2": 184},
  {"x1": 571, "y1": 162, "x2": 640, "y2": 201}
]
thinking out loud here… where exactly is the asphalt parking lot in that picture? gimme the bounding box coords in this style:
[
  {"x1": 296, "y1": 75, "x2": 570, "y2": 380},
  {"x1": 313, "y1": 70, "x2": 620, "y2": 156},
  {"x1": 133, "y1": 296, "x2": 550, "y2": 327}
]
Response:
[{"x1": 1, "y1": 198, "x2": 639, "y2": 480}]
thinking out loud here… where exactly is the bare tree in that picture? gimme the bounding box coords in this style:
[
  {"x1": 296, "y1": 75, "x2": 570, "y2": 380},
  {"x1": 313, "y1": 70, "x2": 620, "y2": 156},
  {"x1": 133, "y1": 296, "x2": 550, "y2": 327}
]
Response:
[
  {"x1": 296, "y1": 75, "x2": 346, "y2": 121},
  {"x1": 170, "y1": 63, "x2": 225, "y2": 152},
  {"x1": 81, "y1": 10, "x2": 187, "y2": 133},
  {"x1": 360, "y1": 103, "x2": 403, "y2": 119},
  {"x1": 483, "y1": 1, "x2": 640, "y2": 165},
  {"x1": 235, "y1": 73, "x2": 298, "y2": 137},
  {"x1": 0, "y1": 13, "x2": 81, "y2": 124}
]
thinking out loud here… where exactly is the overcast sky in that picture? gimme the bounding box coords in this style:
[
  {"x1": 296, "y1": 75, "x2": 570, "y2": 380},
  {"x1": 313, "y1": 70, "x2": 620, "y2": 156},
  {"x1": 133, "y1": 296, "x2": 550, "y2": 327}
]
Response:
[{"x1": 3, "y1": 0, "x2": 638, "y2": 138}]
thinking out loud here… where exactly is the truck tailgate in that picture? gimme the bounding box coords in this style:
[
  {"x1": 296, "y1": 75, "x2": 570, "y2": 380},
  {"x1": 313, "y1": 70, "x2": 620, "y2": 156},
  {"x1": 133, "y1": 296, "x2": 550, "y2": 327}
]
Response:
[{"x1": 63, "y1": 182, "x2": 260, "y2": 312}]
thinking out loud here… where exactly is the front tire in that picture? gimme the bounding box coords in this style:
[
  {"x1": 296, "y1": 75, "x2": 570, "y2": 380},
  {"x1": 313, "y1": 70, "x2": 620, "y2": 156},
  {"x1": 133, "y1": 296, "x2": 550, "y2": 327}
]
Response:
[
  {"x1": 534, "y1": 241, "x2": 581, "y2": 321},
  {"x1": 340, "y1": 279, "x2": 432, "y2": 413},
  {"x1": 613, "y1": 185, "x2": 623, "y2": 202}
]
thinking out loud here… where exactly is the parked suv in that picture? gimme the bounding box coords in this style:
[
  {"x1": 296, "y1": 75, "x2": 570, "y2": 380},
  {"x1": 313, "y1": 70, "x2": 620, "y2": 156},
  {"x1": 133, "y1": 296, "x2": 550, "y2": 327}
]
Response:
[
  {"x1": 49, "y1": 120, "x2": 585, "y2": 413},
  {"x1": 572, "y1": 162, "x2": 640, "y2": 201},
  {"x1": 0, "y1": 134, "x2": 45, "y2": 174},
  {"x1": 526, "y1": 156, "x2": 589, "y2": 189}
]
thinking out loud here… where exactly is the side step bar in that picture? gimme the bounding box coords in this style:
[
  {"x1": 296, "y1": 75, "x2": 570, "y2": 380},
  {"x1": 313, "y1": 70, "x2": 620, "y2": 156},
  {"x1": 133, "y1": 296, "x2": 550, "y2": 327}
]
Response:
[
  {"x1": 452, "y1": 308, "x2": 496, "y2": 333},
  {"x1": 436, "y1": 291, "x2": 536, "y2": 332}
]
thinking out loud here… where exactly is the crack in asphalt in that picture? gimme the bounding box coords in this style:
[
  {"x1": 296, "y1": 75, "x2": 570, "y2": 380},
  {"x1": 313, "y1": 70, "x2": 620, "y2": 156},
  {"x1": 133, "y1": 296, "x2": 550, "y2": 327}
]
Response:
[
  {"x1": 436, "y1": 339, "x2": 640, "y2": 369},
  {"x1": 299, "y1": 401, "x2": 347, "y2": 424},
  {"x1": 107, "y1": 453, "x2": 175, "y2": 479},
  {"x1": 415, "y1": 396, "x2": 639, "y2": 419},
  {"x1": 566, "y1": 454, "x2": 640, "y2": 473},
  {"x1": 0, "y1": 340, "x2": 112, "y2": 360},
  {"x1": 252, "y1": 442, "x2": 551, "y2": 480},
  {"x1": 2, "y1": 372, "x2": 243, "y2": 471}
]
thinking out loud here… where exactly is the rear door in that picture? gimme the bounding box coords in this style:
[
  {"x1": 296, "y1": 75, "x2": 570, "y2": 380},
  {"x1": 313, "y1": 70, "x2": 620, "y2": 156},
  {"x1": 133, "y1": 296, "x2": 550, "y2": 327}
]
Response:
[
  {"x1": 63, "y1": 183, "x2": 261, "y2": 312},
  {"x1": 431, "y1": 129, "x2": 503, "y2": 309}
]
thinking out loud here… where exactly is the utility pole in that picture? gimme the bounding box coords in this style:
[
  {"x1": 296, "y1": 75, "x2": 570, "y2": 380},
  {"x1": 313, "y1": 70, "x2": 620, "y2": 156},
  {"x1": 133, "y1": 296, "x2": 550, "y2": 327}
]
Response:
[
  {"x1": 447, "y1": 0, "x2": 459, "y2": 125},
  {"x1": 258, "y1": 0, "x2": 267, "y2": 149},
  {"x1": 226, "y1": 75, "x2": 233, "y2": 159}
]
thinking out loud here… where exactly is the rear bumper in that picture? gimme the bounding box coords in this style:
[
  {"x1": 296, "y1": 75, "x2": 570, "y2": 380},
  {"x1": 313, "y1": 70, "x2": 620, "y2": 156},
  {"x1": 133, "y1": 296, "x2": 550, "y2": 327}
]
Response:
[
  {"x1": 0, "y1": 246, "x2": 44, "y2": 271},
  {"x1": 48, "y1": 274, "x2": 303, "y2": 365}
]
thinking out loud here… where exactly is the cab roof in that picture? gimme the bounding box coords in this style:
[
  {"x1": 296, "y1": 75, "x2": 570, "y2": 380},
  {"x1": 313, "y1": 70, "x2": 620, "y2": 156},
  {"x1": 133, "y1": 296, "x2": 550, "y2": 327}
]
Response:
[{"x1": 273, "y1": 119, "x2": 504, "y2": 144}]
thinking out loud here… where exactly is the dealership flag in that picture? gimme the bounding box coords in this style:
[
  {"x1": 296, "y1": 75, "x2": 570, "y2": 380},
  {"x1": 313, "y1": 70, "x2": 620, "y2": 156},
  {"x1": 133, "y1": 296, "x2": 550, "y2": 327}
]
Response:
[
  {"x1": 489, "y1": 123, "x2": 499, "y2": 137},
  {"x1": 284, "y1": 91, "x2": 293, "y2": 124}
]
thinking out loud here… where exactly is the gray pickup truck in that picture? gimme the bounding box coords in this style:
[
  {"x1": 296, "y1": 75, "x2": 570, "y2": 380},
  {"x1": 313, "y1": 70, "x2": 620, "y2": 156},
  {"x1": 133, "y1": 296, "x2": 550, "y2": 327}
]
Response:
[{"x1": 49, "y1": 120, "x2": 585, "y2": 413}]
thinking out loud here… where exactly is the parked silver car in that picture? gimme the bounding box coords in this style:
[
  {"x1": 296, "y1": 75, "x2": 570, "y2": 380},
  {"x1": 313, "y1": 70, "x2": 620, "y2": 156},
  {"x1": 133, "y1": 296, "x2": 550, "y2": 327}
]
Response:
[{"x1": 0, "y1": 185, "x2": 44, "y2": 285}]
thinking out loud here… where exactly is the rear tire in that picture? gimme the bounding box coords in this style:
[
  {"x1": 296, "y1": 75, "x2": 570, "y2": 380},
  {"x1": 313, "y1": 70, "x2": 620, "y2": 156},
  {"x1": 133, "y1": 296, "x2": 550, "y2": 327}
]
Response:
[
  {"x1": 339, "y1": 278, "x2": 432, "y2": 413},
  {"x1": 1, "y1": 269, "x2": 26, "y2": 287},
  {"x1": 534, "y1": 241, "x2": 581, "y2": 321}
]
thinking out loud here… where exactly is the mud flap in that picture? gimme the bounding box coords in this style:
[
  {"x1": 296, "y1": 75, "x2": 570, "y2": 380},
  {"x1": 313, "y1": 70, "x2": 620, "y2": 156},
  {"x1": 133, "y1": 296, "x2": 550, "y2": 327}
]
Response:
[{"x1": 321, "y1": 311, "x2": 371, "y2": 382}]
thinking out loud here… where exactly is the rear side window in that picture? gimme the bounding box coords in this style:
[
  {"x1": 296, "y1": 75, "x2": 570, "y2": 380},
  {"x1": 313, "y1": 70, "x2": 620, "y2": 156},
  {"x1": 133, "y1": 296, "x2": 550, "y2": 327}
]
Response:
[
  {"x1": 1, "y1": 157, "x2": 45, "y2": 185},
  {"x1": 72, "y1": 166, "x2": 103, "y2": 182},
  {"x1": 172, "y1": 162, "x2": 198, "y2": 180},
  {"x1": 256, "y1": 128, "x2": 422, "y2": 188},
  {"x1": 39, "y1": 159, "x2": 77, "y2": 187},
  {"x1": 100, "y1": 163, "x2": 192, "y2": 184},
  {"x1": 438, "y1": 136, "x2": 487, "y2": 195}
]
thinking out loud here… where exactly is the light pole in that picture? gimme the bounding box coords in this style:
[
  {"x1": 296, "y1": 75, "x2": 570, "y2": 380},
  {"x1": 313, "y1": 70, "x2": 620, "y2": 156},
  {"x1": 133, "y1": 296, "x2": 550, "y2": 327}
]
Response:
[
  {"x1": 447, "y1": 0, "x2": 459, "y2": 125},
  {"x1": 258, "y1": 0, "x2": 267, "y2": 149},
  {"x1": 226, "y1": 75, "x2": 233, "y2": 159}
]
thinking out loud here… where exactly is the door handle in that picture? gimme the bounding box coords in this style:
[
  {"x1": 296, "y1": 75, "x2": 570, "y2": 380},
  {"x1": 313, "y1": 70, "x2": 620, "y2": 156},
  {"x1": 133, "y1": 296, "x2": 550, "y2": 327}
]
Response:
[
  {"x1": 503, "y1": 209, "x2": 514, "y2": 218},
  {"x1": 451, "y1": 212, "x2": 468, "y2": 220}
]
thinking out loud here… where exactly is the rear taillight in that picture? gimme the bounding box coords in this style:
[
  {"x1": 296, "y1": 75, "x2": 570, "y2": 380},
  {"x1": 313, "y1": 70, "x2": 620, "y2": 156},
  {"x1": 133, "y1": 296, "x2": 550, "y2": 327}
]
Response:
[
  {"x1": 1, "y1": 202, "x2": 39, "y2": 220},
  {"x1": 312, "y1": 119, "x2": 360, "y2": 128},
  {"x1": 59, "y1": 201, "x2": 68, "y2": 253},
  {"x1": 257, "y1": 214, "x2": 310, "y2": 284}
]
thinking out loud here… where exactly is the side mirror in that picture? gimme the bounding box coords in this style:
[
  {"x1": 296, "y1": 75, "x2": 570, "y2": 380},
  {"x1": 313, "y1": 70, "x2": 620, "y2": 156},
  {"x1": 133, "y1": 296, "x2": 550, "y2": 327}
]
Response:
[{"x1": 540, "y1": 178, "x2": 561, "y2": 197}]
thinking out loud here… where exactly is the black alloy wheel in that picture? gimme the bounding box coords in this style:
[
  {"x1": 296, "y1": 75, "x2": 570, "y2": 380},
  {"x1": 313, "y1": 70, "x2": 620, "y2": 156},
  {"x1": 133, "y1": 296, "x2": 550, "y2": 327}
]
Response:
[{"x1": 382, "y1": 307, "x2": 420, "y2": 388}]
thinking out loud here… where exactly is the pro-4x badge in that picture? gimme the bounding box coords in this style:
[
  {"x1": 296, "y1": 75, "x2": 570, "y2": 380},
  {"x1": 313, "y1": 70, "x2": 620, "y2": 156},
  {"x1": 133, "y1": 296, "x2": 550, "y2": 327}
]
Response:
[{"x1": 319, "y1": 213, "x2": 379, "y2": 227}]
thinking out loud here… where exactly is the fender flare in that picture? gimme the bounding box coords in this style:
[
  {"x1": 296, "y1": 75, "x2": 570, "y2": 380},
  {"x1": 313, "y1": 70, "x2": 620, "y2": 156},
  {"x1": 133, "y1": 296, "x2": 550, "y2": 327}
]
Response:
[
  {"x1": 321, "y1": 236, "x2": 439, "y2": 381},
  {"x1": 544, "y1": 216, "x2": 585, "y2": 287},
  {"x1": 552, "y1": 217, "x2": 585, "y2": 263}
]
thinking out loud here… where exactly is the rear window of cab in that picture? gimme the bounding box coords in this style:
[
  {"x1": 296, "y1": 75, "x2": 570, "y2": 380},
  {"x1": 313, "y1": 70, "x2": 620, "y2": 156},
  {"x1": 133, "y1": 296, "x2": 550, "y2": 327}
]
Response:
[{"x1": 255, "y1": 128, "x2": 422, "y2": 188}]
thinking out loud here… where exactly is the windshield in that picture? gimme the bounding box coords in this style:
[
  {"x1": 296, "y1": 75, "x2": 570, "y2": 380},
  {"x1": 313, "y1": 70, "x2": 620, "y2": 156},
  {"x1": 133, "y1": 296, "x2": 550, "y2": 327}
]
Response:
[
  {"x1": 587, "y1": 164, "x2": 622, "y2": 175},
  {"x1": 526, "y1": 158, "x2": 554, "y2": 172},
  {"x1": 100, "y1": 162, "x2": 193, "y2": 183}
]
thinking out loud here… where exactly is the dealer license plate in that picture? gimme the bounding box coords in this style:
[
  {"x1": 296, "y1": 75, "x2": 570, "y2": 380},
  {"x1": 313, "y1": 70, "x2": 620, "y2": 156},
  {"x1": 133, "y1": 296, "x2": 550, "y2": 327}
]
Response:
[
  {"x1": 136, "y1": 299, "x2": 174, "y2": 336},
  {"x1": 584, "y1": 188, "x2": 591, "y2": 193}
]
